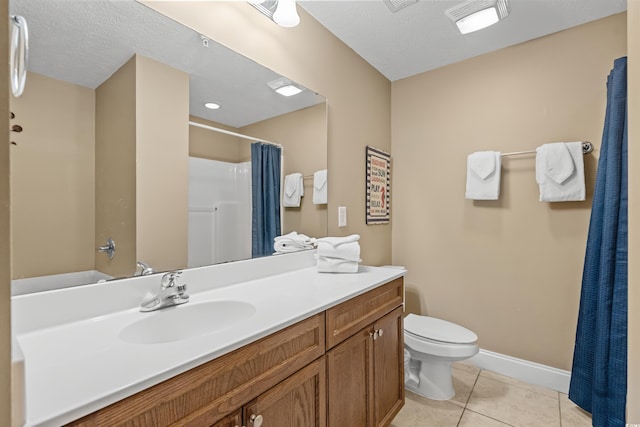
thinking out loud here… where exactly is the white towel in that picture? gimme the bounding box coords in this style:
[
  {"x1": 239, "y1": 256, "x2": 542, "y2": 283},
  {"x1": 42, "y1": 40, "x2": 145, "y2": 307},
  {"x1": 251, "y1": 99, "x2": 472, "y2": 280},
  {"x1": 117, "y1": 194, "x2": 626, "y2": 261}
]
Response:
[
  {"x1": 317, "y1": 241, "x2": 361, "y2": 262},
  {"x1": 465, "y1": 151, "x2": 501, "y2": 200},
  {"x1": 273, "y1": 231, "x2": 316, "y2": 253},
  {"x1": 313, "y1": 169, "x2": 327, "y2": 205},
  {"x1": 283, "y1": 173, "x2": 304, "y2": 207},
  {"x1": 316, "y1": 256, "x2": 359, "y2": 273},
  {"x1": 536, "y1": 142, "x2": 585, "y2": 202},
  {"x1": 316, "y1": 234, "x2": 360, "y2": 247}
]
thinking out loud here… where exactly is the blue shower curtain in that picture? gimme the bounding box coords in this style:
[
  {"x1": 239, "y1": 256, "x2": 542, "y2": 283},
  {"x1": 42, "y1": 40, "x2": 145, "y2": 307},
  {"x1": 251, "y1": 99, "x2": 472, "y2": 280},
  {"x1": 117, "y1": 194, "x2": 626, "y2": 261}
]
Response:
[
  {"x1": 569, "y1": 57, "x2": 628, "y2": 426},
  {"x1": 251, "y1": 142, "x2": 282, "y2": 258}
]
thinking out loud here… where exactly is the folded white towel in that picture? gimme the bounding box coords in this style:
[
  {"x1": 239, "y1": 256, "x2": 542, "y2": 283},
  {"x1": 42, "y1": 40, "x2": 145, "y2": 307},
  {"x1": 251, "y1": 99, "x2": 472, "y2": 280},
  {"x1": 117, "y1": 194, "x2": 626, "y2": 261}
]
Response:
[
  {"x1": 317, "y1": 241, "x2": 361, "y2": 262},
  {"x1": 316, "y1": 256, "x2": 359, "y2": 273},
  {"x1": 283, "y1": 173, "x2": 304, "y2": 207},
  {"x1": 316, "y1": 234, "x2": 360, "y2": 247},
  {"x1": 536, "y1": 142, "x2": 585, "y2": 202},
  {"x1": 465, "y1": 151, "x2": 501, "y2": 200},
  {"x1": 313, "y1": 169, "x2": 327, "y2": 205},
  {"x1": 273, "y1": 231, "x2": 316, "y2": 253}
]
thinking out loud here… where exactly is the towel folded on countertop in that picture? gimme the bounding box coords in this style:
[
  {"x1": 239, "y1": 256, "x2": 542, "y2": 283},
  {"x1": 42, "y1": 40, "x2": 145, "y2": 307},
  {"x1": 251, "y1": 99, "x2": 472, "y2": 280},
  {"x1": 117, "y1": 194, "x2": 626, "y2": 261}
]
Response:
[
  {"x1": 316, "y1": 234, "x2": 361, "y2": 262},
  {"x1": 313, "y1": 169, "x2": 327, "y2": 205},
  {"x1": 283, "y1": 173, "x2": 304, "y2": 207},
  {"x1": 316, "y1": 256, "x2": 359, "y2": 273},
  {"x1": 273, "y1": 231, "x2": 316, "y2": 254},
  {"x1": 316, "y1": 234, "x2": 361, "y2": 273},
  {"x1": 465, "y1": 151, "x2": 502, "y2": 200},
  {"x1": 535, "y1": 142, "x2": 585, "y2": 202}
]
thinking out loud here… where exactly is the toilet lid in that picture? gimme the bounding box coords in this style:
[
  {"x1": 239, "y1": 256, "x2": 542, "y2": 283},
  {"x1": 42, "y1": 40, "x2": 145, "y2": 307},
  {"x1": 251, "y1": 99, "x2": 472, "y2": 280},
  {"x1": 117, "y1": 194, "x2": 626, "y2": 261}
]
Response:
[{"x1": 404, "y1": 314, "x2": 477, "y2": 344}]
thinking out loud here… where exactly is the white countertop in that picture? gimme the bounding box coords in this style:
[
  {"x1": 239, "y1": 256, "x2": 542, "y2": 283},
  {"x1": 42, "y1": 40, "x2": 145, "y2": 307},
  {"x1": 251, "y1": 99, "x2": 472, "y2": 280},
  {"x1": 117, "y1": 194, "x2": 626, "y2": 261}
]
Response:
[{"x1": 13, "y1": 255, "x2": 405, "y2": 427}]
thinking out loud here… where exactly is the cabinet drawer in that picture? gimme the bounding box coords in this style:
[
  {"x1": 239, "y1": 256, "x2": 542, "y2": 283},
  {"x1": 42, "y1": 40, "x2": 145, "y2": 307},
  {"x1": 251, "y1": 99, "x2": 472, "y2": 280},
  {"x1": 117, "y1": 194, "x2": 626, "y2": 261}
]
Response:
[
  {"x1": 67, "y1": 313, "x2": 325, "y2": 427},
  {"x1": 326, "y1": 278, "x2": 403, "y2": 349}
]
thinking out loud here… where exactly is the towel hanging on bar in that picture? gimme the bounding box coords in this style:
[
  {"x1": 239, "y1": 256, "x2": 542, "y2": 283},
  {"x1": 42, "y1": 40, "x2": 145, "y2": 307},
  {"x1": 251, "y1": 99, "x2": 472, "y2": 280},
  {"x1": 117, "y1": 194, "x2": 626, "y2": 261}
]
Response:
[{"x1": 502, "y1": 141, "x2": 593, "y2": 157}]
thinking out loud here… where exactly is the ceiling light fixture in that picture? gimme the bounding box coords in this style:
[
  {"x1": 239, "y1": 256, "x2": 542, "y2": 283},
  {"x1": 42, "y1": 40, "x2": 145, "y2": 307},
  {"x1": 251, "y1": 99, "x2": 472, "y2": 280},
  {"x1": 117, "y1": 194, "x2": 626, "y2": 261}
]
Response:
[
  {"x1": 275, "y1": 85, "x2": 302, "y2": 97},
  {"x1": 273, "y1": 0, "x2": 300, "y2": 28},
  {"x1": 445, "y1": 0, "x2": 510, "y2": 35},
  {"x1": 204, "y1": 102, "x2": 220, "y2": 110},
  {"x1": 248, "y1": 0, "x2": 300, "y2": 28},
  {"x1": 268, "y1": 77, "x2": 304, "y2": 97},
  {"x1": 382, "y1": 0, "x2": 418, "y2": 13}
]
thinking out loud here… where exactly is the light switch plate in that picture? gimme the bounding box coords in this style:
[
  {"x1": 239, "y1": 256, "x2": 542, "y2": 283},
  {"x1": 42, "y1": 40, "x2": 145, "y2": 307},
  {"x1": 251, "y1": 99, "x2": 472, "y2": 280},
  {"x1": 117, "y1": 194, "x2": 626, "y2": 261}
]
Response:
[{"x1": 338, "y1": 206, "x2": 347, "y2": 227}]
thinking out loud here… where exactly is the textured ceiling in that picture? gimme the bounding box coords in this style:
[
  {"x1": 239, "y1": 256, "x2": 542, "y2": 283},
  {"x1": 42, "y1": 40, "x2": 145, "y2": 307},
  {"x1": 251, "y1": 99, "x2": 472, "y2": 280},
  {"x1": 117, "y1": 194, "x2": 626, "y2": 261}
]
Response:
[
  {"x1": 12, "y1": 0, "x2": 628, "y2": 126},
  {"x1": 299, "y1": 0, "x2": 628, "y2": 81},
  {"x1": 10, "y1": 0, "x2": 325, "y2": 128}
]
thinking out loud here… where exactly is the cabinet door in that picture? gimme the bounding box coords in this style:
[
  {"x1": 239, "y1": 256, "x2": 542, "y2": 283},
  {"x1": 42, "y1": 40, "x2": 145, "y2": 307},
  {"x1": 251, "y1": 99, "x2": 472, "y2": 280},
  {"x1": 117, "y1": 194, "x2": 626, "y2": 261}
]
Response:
[
  {"x1": 373, "y1": 306, "x2": 405, "y2": 427},
  {"x1": 211, "y1": 410, "x2": 242, "y2": 427},
  {"x1": 243, "y1": 358, "x2": 326, "y2": 427},
  {"x1": 326, "y1": 327, "x2": 374, "y2": 427}
]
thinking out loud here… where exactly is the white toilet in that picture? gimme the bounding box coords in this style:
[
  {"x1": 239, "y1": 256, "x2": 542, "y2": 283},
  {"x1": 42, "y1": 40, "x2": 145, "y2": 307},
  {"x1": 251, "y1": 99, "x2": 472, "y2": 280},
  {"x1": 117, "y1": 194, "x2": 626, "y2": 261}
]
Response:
[{"x1": 404, "y1": 314, "x2": 479, "y2": 400}]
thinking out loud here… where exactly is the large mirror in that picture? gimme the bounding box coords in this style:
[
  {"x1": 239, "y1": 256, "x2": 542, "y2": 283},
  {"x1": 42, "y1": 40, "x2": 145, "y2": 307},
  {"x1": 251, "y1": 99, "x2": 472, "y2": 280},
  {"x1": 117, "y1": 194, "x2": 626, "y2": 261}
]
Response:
[{"x1": 9, "y1": 0, "x2": 328, "y2": 295}]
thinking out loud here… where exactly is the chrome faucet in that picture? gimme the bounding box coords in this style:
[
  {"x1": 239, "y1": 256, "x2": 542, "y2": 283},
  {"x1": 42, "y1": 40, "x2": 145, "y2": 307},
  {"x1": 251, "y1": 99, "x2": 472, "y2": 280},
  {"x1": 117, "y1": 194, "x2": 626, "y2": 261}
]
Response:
[
  {"x1": 140, "y1": 271, "x2": 189, "y2": 312},
  {"x1": 136, "y1": 261, "x2": 154, "y2": 276}
]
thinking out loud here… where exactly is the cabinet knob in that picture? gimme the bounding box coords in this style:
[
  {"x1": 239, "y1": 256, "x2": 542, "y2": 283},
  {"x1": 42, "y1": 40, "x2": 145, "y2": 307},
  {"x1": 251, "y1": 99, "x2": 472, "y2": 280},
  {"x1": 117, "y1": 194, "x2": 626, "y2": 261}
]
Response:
[
  {"x1": 371, "y1": 330, "x2": 378, "y2": 340},
  {"x1": 250, "y1": 414, "x2": 263, "y2": 427},
  {"x1": 378, "y1": 328, "x2": 384, "y2": 337}
]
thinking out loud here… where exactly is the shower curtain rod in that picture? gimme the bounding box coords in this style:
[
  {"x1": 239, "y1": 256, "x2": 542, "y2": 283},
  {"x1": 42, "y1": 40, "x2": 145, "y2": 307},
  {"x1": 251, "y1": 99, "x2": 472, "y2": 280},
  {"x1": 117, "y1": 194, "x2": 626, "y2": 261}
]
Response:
[
  {"x1": 501, "y1": 141, "x2": 593, "y2": 157},
  {"x1": 188, "y1": 121, "x2": 282, "y2": 148}
]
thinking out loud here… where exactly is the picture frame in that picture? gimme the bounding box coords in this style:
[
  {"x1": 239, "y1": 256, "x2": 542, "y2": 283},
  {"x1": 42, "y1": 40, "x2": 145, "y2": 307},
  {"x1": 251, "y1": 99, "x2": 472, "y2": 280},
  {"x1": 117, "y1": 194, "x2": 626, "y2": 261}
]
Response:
[{"x1": 366, "y1": 145, "x2": 391, "y2": 224}]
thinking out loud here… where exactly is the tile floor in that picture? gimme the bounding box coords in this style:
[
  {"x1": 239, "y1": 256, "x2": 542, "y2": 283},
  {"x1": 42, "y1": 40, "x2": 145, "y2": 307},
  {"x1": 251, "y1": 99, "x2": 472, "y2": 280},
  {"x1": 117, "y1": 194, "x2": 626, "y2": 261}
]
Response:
[{"x1": 390, "y1": 363, "x2": 592, "y2": 427}]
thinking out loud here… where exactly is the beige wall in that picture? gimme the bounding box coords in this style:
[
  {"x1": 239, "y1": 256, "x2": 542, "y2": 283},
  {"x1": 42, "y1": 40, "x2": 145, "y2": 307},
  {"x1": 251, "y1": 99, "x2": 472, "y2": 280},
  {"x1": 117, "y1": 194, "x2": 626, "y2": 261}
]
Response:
[
  {"x1": 189, "y1": 117, "x2": 245, "y2": 163},
  {"x1": 242, "y1": 103, "x2": 328, "y2": 238},
  {"x1": 1, "y1": 0, "x2": 11, "y2": 423},
  {"x1": 135, "y1": 55, "x2": 189, "y2": 272},
  {"x1": 391, "y1": 13, "x2": 626, "y2": 371},
  {"x1": 95, "y1": 57, "x2": 137, "y2": 277},
  {"x1": 628, "y1": 3, "x2": 640, "y2": 422},
  {"x1": 96, "y1": 55, "x2": 189, "y2": 276},
  {"x1": 143, "y1": 1, "x2": 392, "y2": 265},
  {"x1": 10, "y1": 72, "x2": 95, "y2": 279}
]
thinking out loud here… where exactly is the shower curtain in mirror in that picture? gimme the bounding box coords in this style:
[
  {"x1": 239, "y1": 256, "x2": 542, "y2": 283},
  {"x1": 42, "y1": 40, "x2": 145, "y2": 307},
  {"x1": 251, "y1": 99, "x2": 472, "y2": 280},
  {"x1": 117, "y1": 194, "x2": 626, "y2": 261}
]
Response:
[
  {"x1": 251, "y1": 142, "x2": 282, "y2": 258},
  {"x1": 569, "y1": 56, "x2": 627, "y2": 427}
]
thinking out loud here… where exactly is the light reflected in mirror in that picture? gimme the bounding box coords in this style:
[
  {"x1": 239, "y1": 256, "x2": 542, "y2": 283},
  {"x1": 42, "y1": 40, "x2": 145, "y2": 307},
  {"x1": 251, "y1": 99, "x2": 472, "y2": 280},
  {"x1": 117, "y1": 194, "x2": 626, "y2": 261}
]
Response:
[{"x1": 9, "y1": 0, "x2": 328, "y2": 295}]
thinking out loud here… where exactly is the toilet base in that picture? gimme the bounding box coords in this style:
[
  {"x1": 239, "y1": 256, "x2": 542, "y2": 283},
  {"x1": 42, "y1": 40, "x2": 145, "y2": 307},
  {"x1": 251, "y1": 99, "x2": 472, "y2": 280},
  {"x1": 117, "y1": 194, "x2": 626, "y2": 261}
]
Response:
[{"x1": 405, "y1": 356, "x2": 455, "y2": 400}]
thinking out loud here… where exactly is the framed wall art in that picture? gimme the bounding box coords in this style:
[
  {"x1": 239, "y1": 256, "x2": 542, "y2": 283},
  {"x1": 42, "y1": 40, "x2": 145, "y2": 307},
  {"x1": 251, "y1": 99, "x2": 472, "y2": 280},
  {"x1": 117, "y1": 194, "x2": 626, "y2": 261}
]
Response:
[{"x1": 365, "y1": 145, "x2": 391, "y2": 224}]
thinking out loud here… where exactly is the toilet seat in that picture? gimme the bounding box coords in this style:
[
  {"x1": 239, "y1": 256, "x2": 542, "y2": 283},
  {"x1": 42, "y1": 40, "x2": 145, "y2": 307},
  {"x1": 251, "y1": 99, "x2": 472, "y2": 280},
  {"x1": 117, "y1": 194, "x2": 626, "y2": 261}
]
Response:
[{"x1": 404, "y1": 314, "x2": 477, "y2": 344}]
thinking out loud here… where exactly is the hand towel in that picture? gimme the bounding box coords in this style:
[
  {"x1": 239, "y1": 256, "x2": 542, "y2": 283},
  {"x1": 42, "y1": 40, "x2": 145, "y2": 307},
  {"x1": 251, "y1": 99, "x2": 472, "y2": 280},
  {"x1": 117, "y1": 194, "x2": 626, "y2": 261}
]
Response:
[
  {"x1": 465, "y1": 151, "x2": 501, "y2": 200},
  {"x1": 535, "y1": 142, "x2": 585, "y2": 202},
  {"x1": 316, "y1": 256, "x2": 359, "y2": 273},
  {"x1": 273, "y1": 231, "x2": 316, "y2": 253},
  {"x1": 317, "y1": 241, "x2": 361, "y2": 262},
  {"x1": 313, "y1": 169, "x2": 328, "y2": 205},
  {"x1": 283, "y1": 173, "x2": 304, "y2": 207}
]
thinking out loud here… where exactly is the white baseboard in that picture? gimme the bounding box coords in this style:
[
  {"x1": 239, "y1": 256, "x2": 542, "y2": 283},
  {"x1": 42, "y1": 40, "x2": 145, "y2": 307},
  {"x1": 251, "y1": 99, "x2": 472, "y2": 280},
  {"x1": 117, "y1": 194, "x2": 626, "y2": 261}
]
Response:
[{"x1": 463, "y1": 349, "x2": 571, "y2": 394}]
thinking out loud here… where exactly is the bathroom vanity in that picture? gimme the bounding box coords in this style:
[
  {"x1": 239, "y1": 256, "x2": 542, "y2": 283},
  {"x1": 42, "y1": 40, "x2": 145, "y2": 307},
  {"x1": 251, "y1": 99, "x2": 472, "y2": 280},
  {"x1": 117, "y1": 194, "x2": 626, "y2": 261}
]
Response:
[{"x1": 12, "y1": 252, "x2": 405, "y2": 427}]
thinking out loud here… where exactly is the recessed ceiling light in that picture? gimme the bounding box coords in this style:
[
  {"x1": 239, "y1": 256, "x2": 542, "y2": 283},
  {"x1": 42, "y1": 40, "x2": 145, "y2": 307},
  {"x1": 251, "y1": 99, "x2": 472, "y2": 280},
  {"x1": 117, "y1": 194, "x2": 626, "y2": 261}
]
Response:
[
  {"x1": 275, "y1": 85, "x2": 303, "y2": 97},
  {"x1": 204, "y1": 102, "x2": 220, "y2": 110}
]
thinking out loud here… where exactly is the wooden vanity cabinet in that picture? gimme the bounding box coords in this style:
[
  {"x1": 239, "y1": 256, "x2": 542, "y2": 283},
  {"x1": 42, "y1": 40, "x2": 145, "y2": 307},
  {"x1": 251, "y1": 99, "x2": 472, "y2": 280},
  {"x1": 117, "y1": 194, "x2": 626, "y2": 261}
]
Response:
[
  {"x1": 210, "y1": 410, "x2": 242, "y2": 427},
  {"x1": 242, "y1": 358, "x2": 326, "y2": 427},
  {"x1": 66, "y1": 314, "x2": 325, "y2": 427},
  {"x1": 65, "y1": 277, "x2": 404, "y2": 427},
  {"x1": 325, "y1": 278, "x2": 404, "y2": 427}
]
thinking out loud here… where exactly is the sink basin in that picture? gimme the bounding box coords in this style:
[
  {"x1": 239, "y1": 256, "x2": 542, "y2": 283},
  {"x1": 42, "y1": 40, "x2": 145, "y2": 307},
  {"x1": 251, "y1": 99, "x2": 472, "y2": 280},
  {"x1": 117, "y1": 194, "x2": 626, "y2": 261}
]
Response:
[{"x1": 119, "y1": 300, "x2": 256, "y2": 344}]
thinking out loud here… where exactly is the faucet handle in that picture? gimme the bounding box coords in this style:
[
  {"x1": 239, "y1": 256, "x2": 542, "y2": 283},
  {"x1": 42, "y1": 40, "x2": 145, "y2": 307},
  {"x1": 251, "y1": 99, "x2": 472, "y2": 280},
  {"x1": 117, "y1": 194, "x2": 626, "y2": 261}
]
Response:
[
  {"x1": 176, "y1": 283, "x2": 188, "y2": 298},
  {"x1": 161, "y1": 271, "x2": 182, "y2": 288}
]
